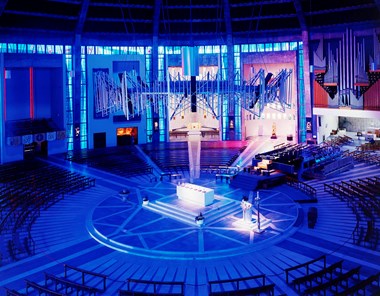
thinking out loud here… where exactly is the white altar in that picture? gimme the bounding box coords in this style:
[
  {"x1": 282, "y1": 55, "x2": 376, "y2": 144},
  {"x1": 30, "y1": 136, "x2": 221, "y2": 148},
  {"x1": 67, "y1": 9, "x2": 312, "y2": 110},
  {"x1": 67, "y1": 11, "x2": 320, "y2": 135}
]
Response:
[{"x1": 176, "y1": 183, "x2": 214, "y2": 206}]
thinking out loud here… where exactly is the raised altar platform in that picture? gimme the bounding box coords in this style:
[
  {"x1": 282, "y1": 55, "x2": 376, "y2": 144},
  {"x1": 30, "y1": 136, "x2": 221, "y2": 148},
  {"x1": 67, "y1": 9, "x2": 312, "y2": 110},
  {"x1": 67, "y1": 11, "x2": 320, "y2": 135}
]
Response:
[{"x1": 87, "y1": 179, "x2": 300, "y2": 260}]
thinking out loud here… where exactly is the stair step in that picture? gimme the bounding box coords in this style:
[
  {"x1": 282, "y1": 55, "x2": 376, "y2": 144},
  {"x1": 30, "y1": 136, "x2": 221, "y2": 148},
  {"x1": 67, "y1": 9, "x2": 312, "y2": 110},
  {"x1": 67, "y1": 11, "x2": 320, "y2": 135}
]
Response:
[
  {"x1": 147, "y1": 202, "x2": 195, "y2": 220},
  {"x1": 143, "y1": 203, "x2": 197, "y2": 226},
  {"x1": 144, "y1": 198, "x2": 242, "y2": 227},
  {"x1": 206, "y1": 207, "x2": 241, "y2": 225}
]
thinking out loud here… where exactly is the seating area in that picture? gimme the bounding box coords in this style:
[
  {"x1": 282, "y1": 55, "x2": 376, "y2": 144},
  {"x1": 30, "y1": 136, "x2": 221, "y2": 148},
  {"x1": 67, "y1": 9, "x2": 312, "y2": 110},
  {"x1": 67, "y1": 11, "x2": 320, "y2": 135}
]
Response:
[
  {"x1": 0, "y1": 160, "x2": 95, "y2": 265},
  {"x1": 6, "y1": 261, "x2": 188, "y2": 296},
  {"x1": 335, "y1": 271, "x2": 380, "y2": 295},
  {"x1": 1, "y1": 150, "x2": 379, "y2": 295},
  {"x1": 5, "y1": 264, "x2": 107, "y2": 296},
  {"x1": 200, "y1": 141, "x2": 247, "y2": 169},
  {"x1": 324, "y1": 176, "x2": 380, "y2": 249},
  {"x1": 285, "y1": 176, "x2": 317, "y2": 202},
  {"x1": 358, "y1": 139, "x2": 380, "y2": 151},
  {"x1": 301, "y1": 144, "x2": 354, "y2": 179},
  {"x1": 254, "y1": 143, "x2": 306, "y2": 173},
  {"x1": 120, "y1": 278, "x2": 185, "y2": 295},
  {"x1": 208, "y1": 274, "x2": 275, "y2": 296},
  {"x1": 253, "y1": 139, "x2": 355, "y2": 180},
  {"x1": 66, "y1": 146, "x2": 154, "y2": 179},
  {"x1": 345, "y1": 149, "x2": 380, "y2": 166},
  {"x1": 141, "y1": 141, "x2": 246, "y2": 176},
  {"x1": 0, "y1": 140, "x2": 379, "y2": 295},
  {"x1": 201, "y1": 165, "x2": 239, "y2": 175},
  {"x1": 285, "y1": 255, "x2": 380, "y2": 295},
  {"x1": 141, "y1": 142, "x2": 189, "y2": 174},
  {"x1": 215, "y1": 173, "x2": 235, "y2": 183}
]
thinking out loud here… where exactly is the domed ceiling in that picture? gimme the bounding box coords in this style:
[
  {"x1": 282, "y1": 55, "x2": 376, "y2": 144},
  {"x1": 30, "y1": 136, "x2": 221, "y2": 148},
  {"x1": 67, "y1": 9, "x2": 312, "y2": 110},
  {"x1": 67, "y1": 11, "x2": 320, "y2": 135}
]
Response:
[{"x1": 0, "y1": 0, "x2": 379, "y2": 44}]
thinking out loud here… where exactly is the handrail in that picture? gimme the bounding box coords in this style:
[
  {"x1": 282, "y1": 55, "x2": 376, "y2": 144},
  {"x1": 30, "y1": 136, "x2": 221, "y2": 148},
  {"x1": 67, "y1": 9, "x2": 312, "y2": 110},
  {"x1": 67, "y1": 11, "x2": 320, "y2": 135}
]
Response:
[
  {"x1": 335, "y1": 271, "x2": 380, "y2": 295},
  {"x1": 292, "y1": 260, "x2": 343, "y2": 292},
  {"x1": 25, "y1": 280, "x2": 65, "y2": 296},
  {"x1": 126, "y1": 278, "x2": 185, "y2": 295},
  {"x1": 209, "y1": 274, "x2": 266, "y2": 293},
  {"x1": 45, "y1": 272, "x2": 102, "y2": 294},
  {"x1": 303, "y1": 266, "x2": 361, "y2": 295},
  {"x1": 284, "y1": 255, "x2": 326, "y2": 284},
  {"x1": 285, "y1": 176, "x2": 317, "y2": 199},
  {"x1": 64, "y1": 263, "x2": 107, "y2": 291}
]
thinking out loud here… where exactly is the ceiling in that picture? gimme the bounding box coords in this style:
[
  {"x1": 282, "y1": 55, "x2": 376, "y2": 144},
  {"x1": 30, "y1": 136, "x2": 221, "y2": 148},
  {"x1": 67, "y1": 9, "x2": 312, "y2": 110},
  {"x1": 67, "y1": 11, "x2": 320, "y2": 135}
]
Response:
[{"x1": 0, "y1": 0, "x2": 379, "y2": 45}]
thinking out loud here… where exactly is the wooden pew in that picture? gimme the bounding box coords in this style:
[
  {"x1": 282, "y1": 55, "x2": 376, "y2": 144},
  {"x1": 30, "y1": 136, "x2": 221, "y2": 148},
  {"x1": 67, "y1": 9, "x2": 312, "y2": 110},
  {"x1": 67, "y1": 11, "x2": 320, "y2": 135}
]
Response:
[
  {"x1": 209, "y1": 274, "x2": 274, "y2": 295},
  {"x1": 25, "y1": 280, "x2": 66, "y2": 296},
  {"x1": 64, "y1": 264, "x2": 107, "y2": 292},
  {"x1": 291, "y1": 260, "x2": 343, "y2": 292},
  {"x1": 302, "y1": 266, "x2": 361, "y2": 295},
  {"x1": 45, "y1": 272, "x2": 103, "y2": 295},
  {"x1": 122, "y1": 278, "x2": 185, "y2": 296},
  {"x1": 209, "y1": 284, "x2": 275, "y2": 296},
  {"x1": 285, "y1": 255, "x2": 326, "y2": 284},
  {"x1": 335, "y1": 271, "x2": 380, "y2": 296}
]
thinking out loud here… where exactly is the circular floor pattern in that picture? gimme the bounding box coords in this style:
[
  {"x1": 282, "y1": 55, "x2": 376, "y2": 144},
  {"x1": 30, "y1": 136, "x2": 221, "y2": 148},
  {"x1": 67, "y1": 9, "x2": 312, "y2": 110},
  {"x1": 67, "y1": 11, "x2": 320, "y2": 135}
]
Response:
[{"x1": 87, "y1": 180, "x2": 300, "y2": 260}]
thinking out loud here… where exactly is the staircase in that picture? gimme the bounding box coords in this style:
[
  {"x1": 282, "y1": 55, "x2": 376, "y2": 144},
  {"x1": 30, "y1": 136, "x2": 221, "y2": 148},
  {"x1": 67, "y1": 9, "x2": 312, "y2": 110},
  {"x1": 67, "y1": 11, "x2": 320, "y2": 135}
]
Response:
[{"x1": 143, "y1": 197, "x2": 241, "y2": 227}]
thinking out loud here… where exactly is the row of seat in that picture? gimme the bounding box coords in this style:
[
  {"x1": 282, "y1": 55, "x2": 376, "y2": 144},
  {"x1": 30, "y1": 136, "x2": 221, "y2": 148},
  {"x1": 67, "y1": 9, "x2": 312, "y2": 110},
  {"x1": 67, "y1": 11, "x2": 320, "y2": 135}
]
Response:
[
  {"x1": 9, "y1": 264, "x2": 274, "y2": 296},
  {"x1": 285, "y1": 176, "x2": 317, "y2": 200},
  {"x1": 346, "y1": 150, "x2": 380, "y2": 166},
  {"x1": 5, "y1": 264, "x2": 107, "y2": 296},
  {"x1": 255, "y1": 140, "x2": 348, "y2": 179},
  {"x1": 208, "y1": 274, "x2": 274, "y2": 296},
  {"x1": 324, "y1": 176, "x2": 380, "y2": 249},
  {"x1": 327, "y1": 134, "x2": 354, "y2": 145},
  {"x1": 141, "y1": 142, "x2": 189, "y2": 174},
  {"x1": 285, "y1": 255, "x2": 380, "y2": 295},
  {"x1": 66, "y1": 146, "x2": 154, "y2": 178},
  {"x1": 141, "y1": 141, "x2": 245, "y2": 175},
  {"x1": 10, "y1": 255, "x2": 380, "y2": 295},
  {"x1": 358, "y1": 139, "x2": 380, "y2": 151},
  {"x1": 0, "y1": 160, "x2": 95, "y2": 265}
]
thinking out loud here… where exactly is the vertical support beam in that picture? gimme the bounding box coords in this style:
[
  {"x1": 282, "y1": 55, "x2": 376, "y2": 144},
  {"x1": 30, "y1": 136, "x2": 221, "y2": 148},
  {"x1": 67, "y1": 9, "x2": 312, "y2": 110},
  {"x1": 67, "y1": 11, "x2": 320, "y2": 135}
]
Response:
[
  {"x1": 73, "y1": 34, "x2": 82, "y2": 151},
  {"x1": 29, "y1": 67, "x2": 34, "y2": 119},
  {"x1": 224, "y1": 0, "x2": 237, "y2": 140},
  {"x1": 302, "y1": 30, "x2": 312, "y2": 118},
  {"x1": 152, "y1": 36, "x2": 159, "y2": 80},
  {"x1": 0, "y1": 0, "x2": 9, "y2": 17},
  {"x1": 294, "y1": 0, "x2": 311, "y2": 141},
  {"x1": 151, "y1": 0, "x2": 161, "y2": 143},
  {"x1": 152, "y1": 0, "x2": 161, "y2": 80},
  {"x1": 0, "y1": 53, "x2": 4, "y2": 164},
  {"x1": 75, "y1": 0, "x2": 90, "y2": 35}
]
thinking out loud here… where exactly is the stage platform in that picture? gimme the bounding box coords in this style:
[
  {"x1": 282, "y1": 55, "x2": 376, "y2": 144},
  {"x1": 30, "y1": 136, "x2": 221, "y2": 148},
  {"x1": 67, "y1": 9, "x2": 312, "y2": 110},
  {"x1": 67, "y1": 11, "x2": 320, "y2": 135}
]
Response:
[{"x1": 87, "y1": 178, "x2": 300, "y2": 260}]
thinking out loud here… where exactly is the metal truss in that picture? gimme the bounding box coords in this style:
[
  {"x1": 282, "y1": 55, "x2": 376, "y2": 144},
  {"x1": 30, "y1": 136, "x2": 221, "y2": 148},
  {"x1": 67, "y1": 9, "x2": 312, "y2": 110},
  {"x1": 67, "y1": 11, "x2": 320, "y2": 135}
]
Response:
[{"x1": 93, "y1": 68, "x2": 293, "y2": 120}]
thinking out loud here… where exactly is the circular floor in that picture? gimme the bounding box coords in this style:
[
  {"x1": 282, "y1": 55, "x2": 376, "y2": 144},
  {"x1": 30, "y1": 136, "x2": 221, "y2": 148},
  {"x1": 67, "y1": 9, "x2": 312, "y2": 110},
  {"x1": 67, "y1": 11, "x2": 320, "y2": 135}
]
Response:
[{"x1": 87, "y1": 180, "x2": 300, "y2": 260}]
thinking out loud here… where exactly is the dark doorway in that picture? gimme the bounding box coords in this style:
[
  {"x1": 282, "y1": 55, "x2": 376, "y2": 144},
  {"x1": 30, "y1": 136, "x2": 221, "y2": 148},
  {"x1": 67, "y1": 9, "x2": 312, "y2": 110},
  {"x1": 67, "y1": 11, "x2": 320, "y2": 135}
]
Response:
[
  {"x1": 23, "y1": 143, "x2": 35, "y2": 160},
  {"x1": 36, "y1": 140, "x2": 48, "y2": 157},
  {"x1": 24, "y1": 141, "x2": 49, "y2": 159},
  {"x1": 94, "y1": 132, "x2": 106, "y2": 149}
]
